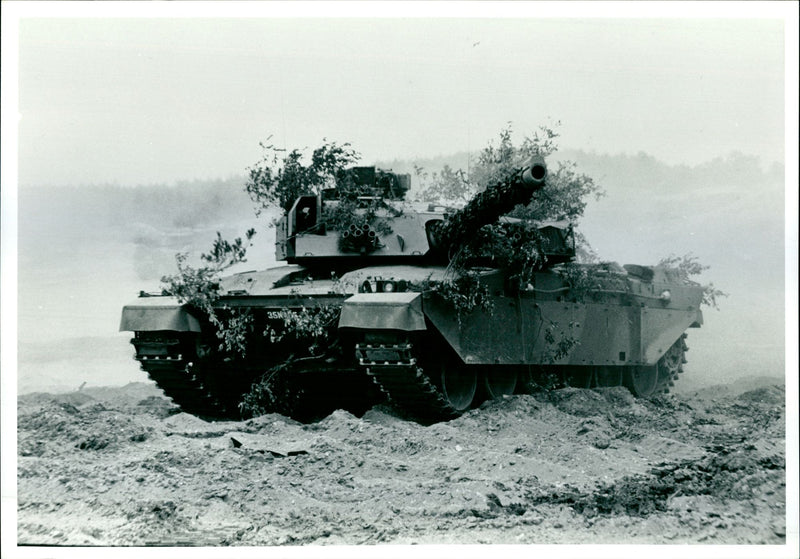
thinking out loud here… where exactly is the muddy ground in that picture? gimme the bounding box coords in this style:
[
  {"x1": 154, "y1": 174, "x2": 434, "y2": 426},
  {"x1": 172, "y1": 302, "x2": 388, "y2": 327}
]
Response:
[{"x1": 16, "y1": 376, "x2": 787, "y2": 548}]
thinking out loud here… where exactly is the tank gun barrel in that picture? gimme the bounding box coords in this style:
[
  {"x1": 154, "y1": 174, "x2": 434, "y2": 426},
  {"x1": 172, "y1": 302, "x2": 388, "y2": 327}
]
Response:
[{"x1": 429, "y1": 155, "x2": 547, "y2": 253}]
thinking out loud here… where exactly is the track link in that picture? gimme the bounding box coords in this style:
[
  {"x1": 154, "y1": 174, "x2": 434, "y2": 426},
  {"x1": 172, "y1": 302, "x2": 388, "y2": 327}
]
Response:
[
  {"x1": 131, "y1": 334, "x2": 232, "y2": 418},
  {"x1": 356, "y1": 343, "x2": 461, "y2": 423}
]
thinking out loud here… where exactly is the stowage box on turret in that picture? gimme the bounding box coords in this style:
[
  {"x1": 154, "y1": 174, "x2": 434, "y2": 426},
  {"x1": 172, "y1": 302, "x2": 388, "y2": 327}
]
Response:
[{"x1": 121, "y1": 156, "x2": 703, "y2": 422}]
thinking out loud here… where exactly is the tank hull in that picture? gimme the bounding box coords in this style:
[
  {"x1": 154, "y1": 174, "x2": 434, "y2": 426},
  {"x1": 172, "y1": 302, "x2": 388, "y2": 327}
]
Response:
[{"x1": 122, "y1": 263, "x2": 703, "y2": 422}]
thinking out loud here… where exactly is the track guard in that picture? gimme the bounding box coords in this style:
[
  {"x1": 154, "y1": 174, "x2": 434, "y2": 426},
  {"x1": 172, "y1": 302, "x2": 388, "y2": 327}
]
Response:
[
  {"x1": 338, "y1": 292, "x2": 426, "y2": 331},
  {"x1": 119, "y1": 296, "x2": 201, "y2": 332}
]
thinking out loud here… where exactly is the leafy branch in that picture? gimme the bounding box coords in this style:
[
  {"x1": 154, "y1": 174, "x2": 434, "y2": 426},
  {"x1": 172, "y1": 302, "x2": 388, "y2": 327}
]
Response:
[
  {"x1": 417, "y1": 122, "x2": 604, "y2": 224},
  {"x1": 239, "y1": 361, "x2": 303, "y2": 418},
  {"x1": 543, "y1": 320, "x2": 581, "y2": 364},
  {"x1": 245, "y1": 138, "x2": 360, "y2": 215},
  {"x1": 160, "y1": 229, "x2": 257, "y2": 356},
  {"x1": 658, "y1": 253, "x2": 728, "y2": 309},
  {"x1": 263, "y1": 304, "x2": 343, "y2": 356},
  {"x1": 433, "y1": 273, "x2": 494, "y2": 326},
  {"x1": 240, "y1": 303, "x2": 343, "y2": 416}
]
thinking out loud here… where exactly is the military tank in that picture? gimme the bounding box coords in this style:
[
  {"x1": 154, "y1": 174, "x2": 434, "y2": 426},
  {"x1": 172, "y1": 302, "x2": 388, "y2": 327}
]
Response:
[{"x1": 120, "y1": 156, "x2": 704, "y2": 422}]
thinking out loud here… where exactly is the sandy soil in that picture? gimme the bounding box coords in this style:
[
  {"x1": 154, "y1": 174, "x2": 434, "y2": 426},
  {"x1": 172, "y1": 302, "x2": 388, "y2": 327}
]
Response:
[{"x1": 16, "y1": 376, "x2": 787, "y2": 548}]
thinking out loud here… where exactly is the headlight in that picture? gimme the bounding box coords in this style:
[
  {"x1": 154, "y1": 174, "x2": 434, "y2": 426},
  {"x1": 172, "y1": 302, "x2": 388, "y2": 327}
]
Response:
[{"x1": 360, "y1": 277, "x2": 408, "y2": 293}]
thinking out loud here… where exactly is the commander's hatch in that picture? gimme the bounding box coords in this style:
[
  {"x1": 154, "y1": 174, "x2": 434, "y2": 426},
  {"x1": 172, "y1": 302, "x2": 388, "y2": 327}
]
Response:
[
  {"x1": 276, "y1": 194, "x2": 323, "y2": 261},
  {"x1": 291, "y1": 195, "x2": 322, "y2": 234}
]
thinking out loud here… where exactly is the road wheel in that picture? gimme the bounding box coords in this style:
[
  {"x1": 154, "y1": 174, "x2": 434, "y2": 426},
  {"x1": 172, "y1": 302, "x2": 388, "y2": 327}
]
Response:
[
  {"x1": 595, "y1": 366, "x2": 623, "y2": 387},
  {"x1": 564, "y1": 369, "x2": 593, "y2": 388},
  {"x1": 625, "y1": 365, "x2": 659, "y2": 397},
  {"x1": 483, "y1": 369, "x2": 518, "y2": 399},
  {"x1": 440, "y1": 364, "x2": 477, "y2": 412}
]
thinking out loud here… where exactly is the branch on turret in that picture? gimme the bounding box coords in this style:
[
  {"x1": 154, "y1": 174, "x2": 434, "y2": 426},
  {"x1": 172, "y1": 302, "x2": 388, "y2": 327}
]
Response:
[{"x1": 428, "y1": 156, "x2": 547, "y2": 255}]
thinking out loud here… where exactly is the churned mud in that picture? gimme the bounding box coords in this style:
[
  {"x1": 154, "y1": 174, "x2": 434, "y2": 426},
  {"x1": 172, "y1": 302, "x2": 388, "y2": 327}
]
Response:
[{"x1": 17, "y1": 376, "x2": 786, "y2": 546}]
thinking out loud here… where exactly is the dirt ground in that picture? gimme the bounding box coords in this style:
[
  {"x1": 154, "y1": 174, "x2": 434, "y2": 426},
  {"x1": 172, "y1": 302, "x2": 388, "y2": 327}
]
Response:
[{"x1": 15, "y1": 375, "x2": 789, "y2": 550}]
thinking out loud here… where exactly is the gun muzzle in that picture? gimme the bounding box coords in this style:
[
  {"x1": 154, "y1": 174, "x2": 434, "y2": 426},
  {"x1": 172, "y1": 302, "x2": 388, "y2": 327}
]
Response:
[{"x1": 521, "y1": 156, "x2": 547, "y2": 186}]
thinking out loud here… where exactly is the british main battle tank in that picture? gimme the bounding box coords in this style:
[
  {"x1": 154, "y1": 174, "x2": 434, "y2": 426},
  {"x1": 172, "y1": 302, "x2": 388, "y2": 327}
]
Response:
[{"x1": 120, "y1": 156, "x2": 704, "y2": 422}]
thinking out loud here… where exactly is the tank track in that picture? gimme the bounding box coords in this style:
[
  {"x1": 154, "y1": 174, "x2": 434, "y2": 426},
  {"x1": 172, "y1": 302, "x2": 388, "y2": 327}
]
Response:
[
  {"x1": 656, "y1": 333, "x2": 689, "y2": 394},
  {"x1": 133, "y1": 334, "x2": 382, "y2": 421},
  {"x1": 131, "y1": 334, "x2": 233, "y2": 418},
  {"x1": 358, "y1": 334, "x2": 691, "y2": 421},
  {"x1": 356, "y1": 342, "x2": 461, "y2": 423}
]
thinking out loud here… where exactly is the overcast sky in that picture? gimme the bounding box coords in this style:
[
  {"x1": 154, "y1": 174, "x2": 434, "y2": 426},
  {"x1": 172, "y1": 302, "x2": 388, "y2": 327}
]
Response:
[{"x1": 4, "y1": 3, "x2": 796, "y2": 187}]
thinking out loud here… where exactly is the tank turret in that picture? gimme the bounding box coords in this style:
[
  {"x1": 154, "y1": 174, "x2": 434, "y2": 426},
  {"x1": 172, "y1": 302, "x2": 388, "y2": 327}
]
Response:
[
  {"x1": 275, "y1": 158, "x2": 548, "y2": 266},
  {"x1": 275, "y1": 167, "x2": 424, "y2": 264}
]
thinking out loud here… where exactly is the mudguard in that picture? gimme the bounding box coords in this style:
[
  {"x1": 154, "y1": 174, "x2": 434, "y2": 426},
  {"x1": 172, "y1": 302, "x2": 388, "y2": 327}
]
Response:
[
  {"x1": 338, "y1": 292, "x2": 426, "y2": 331},
  {"x1": 119, "y1": 296, "x2": 201, "y2": 332}
]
